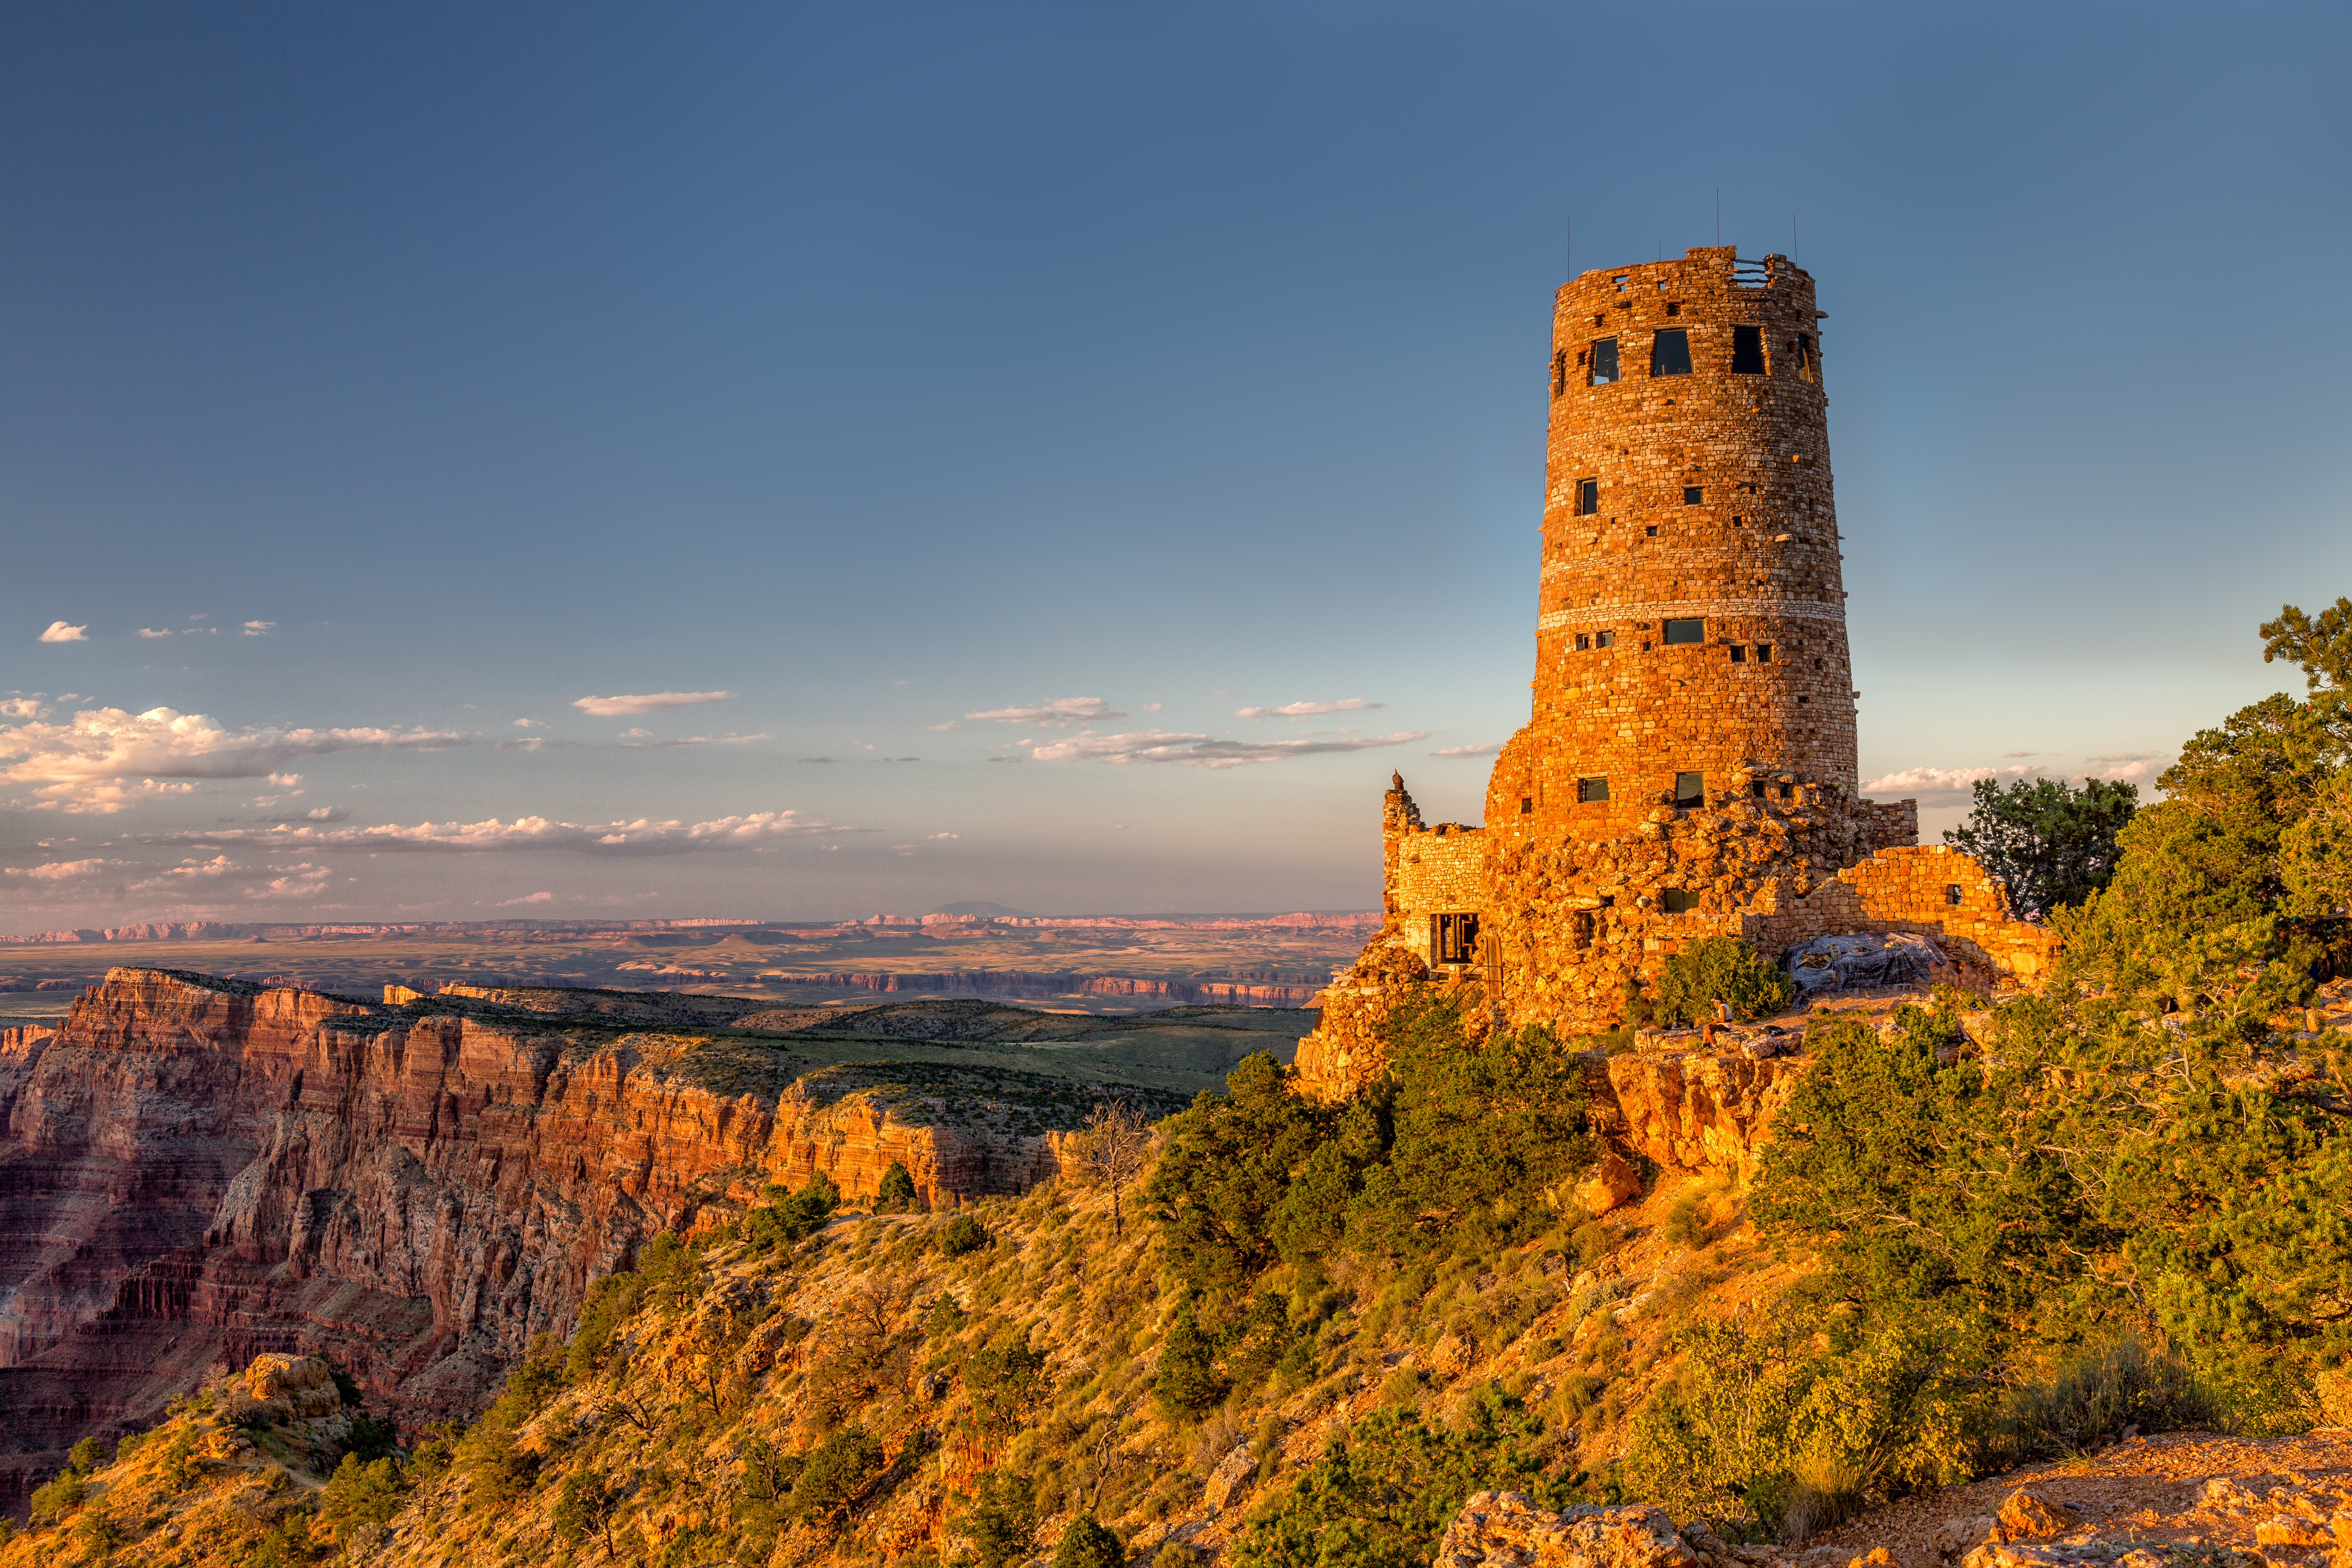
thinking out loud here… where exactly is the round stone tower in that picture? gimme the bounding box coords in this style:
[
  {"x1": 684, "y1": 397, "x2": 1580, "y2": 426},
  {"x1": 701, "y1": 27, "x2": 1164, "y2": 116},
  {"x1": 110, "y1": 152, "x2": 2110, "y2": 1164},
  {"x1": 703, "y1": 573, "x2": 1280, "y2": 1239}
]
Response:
[{"x1": 1486, "y1": 245, "x2": 1855, "y2": 840}]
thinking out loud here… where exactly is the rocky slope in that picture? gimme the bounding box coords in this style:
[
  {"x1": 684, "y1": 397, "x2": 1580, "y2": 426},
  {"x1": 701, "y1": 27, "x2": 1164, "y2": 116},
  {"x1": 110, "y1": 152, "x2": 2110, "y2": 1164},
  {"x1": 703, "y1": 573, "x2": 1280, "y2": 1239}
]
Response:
[{"x1": 0, "y1": 968, "x2": 1240, "y2": 1503}]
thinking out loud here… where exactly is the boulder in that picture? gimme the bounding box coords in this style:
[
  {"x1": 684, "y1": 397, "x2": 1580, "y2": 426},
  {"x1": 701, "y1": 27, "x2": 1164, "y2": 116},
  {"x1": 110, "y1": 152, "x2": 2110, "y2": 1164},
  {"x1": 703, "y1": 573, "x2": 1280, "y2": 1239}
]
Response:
[
  {"x1": 1577, "y1": 1153, "x2": 1644, "y2": 1216},
  {"x1": 1436, "y1": 1490, "x2": 1743, "y2": 1568},
  {"x1": 1997, "y1": 1489, "x2": 2079, "y2": 1540},
  {"x1": 1202, "y1": 1443, "x2": 1255, "y2": 1513}
]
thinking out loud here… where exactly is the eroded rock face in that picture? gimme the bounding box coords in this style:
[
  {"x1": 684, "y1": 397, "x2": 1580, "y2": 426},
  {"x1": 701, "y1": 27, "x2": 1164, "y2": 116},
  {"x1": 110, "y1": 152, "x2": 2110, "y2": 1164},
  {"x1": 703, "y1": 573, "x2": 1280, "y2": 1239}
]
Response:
[
  {"x1": 1437, "y1": 1491, "x2": 1744, "y2": 1568},
  {"x1": 0, "y1": 967, "x2": 1076, "y2": 1499},
  {"x1": 1598, "y1": 1048, "x2": 1809, "y2": 1175}
]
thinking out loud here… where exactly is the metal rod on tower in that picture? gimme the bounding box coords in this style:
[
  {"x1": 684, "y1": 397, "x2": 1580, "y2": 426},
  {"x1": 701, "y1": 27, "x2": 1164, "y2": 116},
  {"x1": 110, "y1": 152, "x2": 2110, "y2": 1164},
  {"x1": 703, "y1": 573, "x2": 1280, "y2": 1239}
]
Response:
[{"x1": 1715, "y1": 187, "x2": 1720, "y2": 245}]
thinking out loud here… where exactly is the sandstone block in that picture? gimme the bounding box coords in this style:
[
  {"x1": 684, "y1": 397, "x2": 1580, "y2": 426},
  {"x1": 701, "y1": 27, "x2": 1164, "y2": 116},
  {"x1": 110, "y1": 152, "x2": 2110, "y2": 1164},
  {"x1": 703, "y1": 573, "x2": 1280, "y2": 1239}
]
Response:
[
  {"x1": 1578, "y1": 1152, "x2": 1644, "y2": 1216},
  {"x1": 1998, "y1": 1489, "x2": 2078, "y2": 1539}
]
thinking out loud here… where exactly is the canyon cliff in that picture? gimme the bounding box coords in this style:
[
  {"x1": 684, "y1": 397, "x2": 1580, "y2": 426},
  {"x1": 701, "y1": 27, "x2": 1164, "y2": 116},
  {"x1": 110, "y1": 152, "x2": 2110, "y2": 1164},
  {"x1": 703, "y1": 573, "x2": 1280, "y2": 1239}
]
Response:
[{"x1": 0, "y1": 969, "x2": 1119, "y2": 1501}]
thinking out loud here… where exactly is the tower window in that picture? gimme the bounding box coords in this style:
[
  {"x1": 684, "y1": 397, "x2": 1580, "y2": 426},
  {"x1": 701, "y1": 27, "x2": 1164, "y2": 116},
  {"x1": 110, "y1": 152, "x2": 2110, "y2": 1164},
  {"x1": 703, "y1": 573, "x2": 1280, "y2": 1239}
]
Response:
[
  {"x1": 1644, "y1": 525, "x2": 1657, "y2": 537},
  {"x1": 1757, "y1": 643, "x2": 1772, "y2": 662},
  {"x1": 1552, "y1": 350, "x2": 1567, "y2": 397},
  {"x1": 1731, "y1": 324, "x2": 1766, "y2": 374},
  {"x1": 1649, "y1": 328, "x2": 1693, "y2": 377},
  {"x1": 1661, "y1": 888, "x2": 1693, "y2": 913},
  {"x1": 1432, "y1": 912, "x2": 1481, "y2": 964},
  {"x1": 1797, "y1": 333, "x2": 1818, "y2": 382},
  {"x1": 1780, "y1": 784, "x2": 1794, "y2": 799},
  {"x1": 1665, "y1": 301, "x2": 1680, "y2": 316},
  {"x1": 1575, "y1": 478, "x2": 1599, "y2": 515},
  {"x1": 1588, "y1": 338, "x2": 1619, "y2": 385},
  {"x1": 1574, "y1": 633, "x2": 1590, "y2": 651},
  {"x1": 1674, "y1": 772, "x2": 1704, "y2": 808},
  {"x1": 1683, "y1": 486, "x2": 1702, "y2": 505},
  {"x1": 1519, "y1": 797, "x2": 1533, "y2": 815},
  {"x1": 1945, "y1": 884, "x2": 1964, "y2": 906},
  {"x1": 1578, "y1": 777, "x2": 1610, "y2": 803},
  {"x1": 1730, "y1": 645, "x2": 1747, "y2": 664},
  {"x1": 1595, "y1": 630, "x2": 1615, "y2": 648},
  {"x1": 1663, "y1": 617, "x2": 1704, "y2": 644},
  {"x1": 1751, "y1": 780, "x2": 1766, "y2": 798}
]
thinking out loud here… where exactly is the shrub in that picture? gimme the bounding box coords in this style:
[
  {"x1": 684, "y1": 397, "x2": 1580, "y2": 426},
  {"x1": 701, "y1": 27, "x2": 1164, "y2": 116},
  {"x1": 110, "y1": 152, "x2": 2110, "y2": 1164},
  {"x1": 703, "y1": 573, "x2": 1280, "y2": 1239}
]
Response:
[
  {"x1": 1055, "y1": 1513, "x2": 1126, "y2": 1568},
  {"x1": 878, "y1": 1160, "x2": 922, "y2": 1213},
  {"x1": 746, "y1": 1173, "x2": 842, "y2": 1256},
  {"x1": 566, "y1": 1270, "x2": 646, "y2": 1381},
  {"x1": 1152, "y1": 1295, "x2": 1227, "y2": 1416},
  {"x1": 66, "y1": 1435, "x2": 111, "y2": 1476},
  {"x1": 965, "y1": 1334, "x2": 1054, "y2": 1432},
  {"x1": 790, "y1": 1424, "x2": 885, "y2": 1526},
  {"x1": 1228, "y1": 1387, "x2": 1564, "y2": 1568},
  {"x1": 938, "y1": 1215, "x2": 990, "y2": 1258},
  {"x1": 27, "y1": 1472, "x2": 83, "y2": 1524},
  {"x1": 1663, "y1": 1194, "x2": 1708, "y2": 1250},
  {"x1": 1653, "y1": 937, "x2": 1793, "y2": 1028},
  {"x1": 962, "y1": 1469, "x2": 1038, "y2": 1568},
  {"x1": 554, "y1": 1470, "x2": 622, "y2": 1554},
  {"x1": 1995, "y1": 1335, "x2": 2214, "y2": 1460},
  {"x1": 318, "y1": 1453, "x2": 410, "y2": 1544}
]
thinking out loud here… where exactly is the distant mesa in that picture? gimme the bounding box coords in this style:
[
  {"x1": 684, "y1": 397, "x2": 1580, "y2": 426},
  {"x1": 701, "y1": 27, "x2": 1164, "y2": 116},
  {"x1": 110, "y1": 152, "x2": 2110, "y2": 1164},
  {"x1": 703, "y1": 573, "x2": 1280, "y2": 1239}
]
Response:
[{"x1": 931, "y1": 900, "x2": 1037, "y2": 917}]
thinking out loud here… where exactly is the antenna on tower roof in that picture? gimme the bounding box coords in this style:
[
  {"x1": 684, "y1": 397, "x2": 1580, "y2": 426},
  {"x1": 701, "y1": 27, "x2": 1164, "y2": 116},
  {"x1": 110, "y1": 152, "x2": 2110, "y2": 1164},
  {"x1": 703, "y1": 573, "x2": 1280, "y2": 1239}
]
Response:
[
  {"x1": 1715, "y1": 187, "x2": 1721, "y2": 246},
  {"x1": 1565, "y1": 214, "x2": 1571, "y2": 281}
]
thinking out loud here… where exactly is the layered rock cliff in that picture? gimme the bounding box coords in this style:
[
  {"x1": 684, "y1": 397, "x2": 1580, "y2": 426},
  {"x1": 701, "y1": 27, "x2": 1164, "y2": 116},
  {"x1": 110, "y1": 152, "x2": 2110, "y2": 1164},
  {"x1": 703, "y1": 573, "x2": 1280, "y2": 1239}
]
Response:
[{"x1": 0, "y1": 968, "x2": 1101, "y2": 1499}]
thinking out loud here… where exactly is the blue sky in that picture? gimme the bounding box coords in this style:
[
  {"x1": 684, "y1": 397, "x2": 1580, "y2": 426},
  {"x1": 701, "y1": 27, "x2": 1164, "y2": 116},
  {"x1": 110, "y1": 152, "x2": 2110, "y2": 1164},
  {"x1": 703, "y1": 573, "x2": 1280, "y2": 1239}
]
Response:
[{"x1": 4, "y1": 2, "x2": 2347, "y2": 929}]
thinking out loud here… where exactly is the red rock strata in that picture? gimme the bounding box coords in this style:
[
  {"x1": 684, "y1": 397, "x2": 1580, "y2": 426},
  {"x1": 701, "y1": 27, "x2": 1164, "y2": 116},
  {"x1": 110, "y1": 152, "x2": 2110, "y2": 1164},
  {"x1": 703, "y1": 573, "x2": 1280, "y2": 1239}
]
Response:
[{"x1": 0, "y1": 968, "x2": 1069, "y2": 1501}]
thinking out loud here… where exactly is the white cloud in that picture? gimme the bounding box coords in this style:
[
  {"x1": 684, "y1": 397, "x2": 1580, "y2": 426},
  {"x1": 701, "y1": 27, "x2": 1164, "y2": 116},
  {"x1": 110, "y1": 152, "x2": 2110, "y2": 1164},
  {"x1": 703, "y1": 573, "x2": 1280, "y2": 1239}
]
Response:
[
  {"x1": 928, "y1": 832, "x2": 960, "y2": 840},
  {"x1": 1030, "y1": 729, "x2": 1430, "y2": 769},
  {"x1": 249, "y1": 862, "x2": 330, "y2": 898},
  {"x1": 927, "y1": 721, "x2": 962, "y2": 732},
  {"x1": 514, "y1": 718, "x2": 540, "y2": 728},
  {"x1": 163, "y1": 855, "x2": 236, "y2": 879},
  {"x1": 0, "y1": 698, "x2": 46, "y2": 720},
  {"x1": 267, "y1": 773, "x2": 301, "y2": 786},
  {"x1": 38, "y1": 621, "x2": 88, "y2": 644},
  {"x1": 137, "y1": 628, "x2": 174, "y2": 639},
  {"x1": 142, "y1": 809, "x2": 847, "y2": 856},
  {"x1": 0, "y1": 706, "x2": 473, "y2": 811},
  {"x1": 1865, "y1": 754, "x2": 2172, "y2": 802},
  {"x1": 964, "y1": 697, "x2": 1124, "y2": 727},
  {"x1": 619, "y1": 728, "x2": 650, "y2": 739},
  {"x1": 242, "y1": 621, "x2": 276, "y2": 636},
  {"x1": 572, "y1": 691, "x2": 737, "y2": 717},
  {"x1": 619, "y1": 733, "x2": 771, "y2": 748},
  {"x1": 1432, "y1": 742, "x2": 1502, "y2": 757},
  {"x1": 2, "y1": 858, "x2": 116, "y2": 880},
  {"x1": 497, "y1": 891, "x2": 557, "y2": 906},
  {"x1": 1142, "y1": 703, "x2": 1163, "y2": 712},
  {"x1": 1233, "y1": 698, "x2": 1385, "y2": 720}
]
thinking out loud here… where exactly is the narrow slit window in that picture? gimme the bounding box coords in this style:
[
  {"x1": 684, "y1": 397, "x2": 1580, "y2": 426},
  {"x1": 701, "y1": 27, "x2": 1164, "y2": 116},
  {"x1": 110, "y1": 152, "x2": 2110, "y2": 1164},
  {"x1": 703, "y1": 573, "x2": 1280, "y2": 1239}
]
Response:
[
  {"x1": 1797, "y1": 333, "x2": 1818, "y2": 382},
  {"x1": 1649, "y1": 328, "x2": 1693, "y2": 377},
  {"x1": 1683, "y1": 486, "x2": 1703, "y2": 505},
  {"x1": 1663, "y1": 617, "x2": 1704, "y2": 645},
  {"x1": 1661, "y1": 888, "x2": 1693, "y2": 914},
  {"x1": 1588, "y1": 337, "x2": 1619, "y2": 385},
  {"x1": 1674, "y1": 772, "x2": 1704, "y2": 808},
  {"x1": 1552, "y1": 350, "x2": 1567, "y2": 397},
  {"x1": 1731, "y1": 324, "x2": 1766, "y2": 374},
  {"x1": 1575, "y1": 478, "x2": 1599, "y2": 515},
  {"x1": 1577, "y1": 776, "x2": 1610, "y2": 803}
]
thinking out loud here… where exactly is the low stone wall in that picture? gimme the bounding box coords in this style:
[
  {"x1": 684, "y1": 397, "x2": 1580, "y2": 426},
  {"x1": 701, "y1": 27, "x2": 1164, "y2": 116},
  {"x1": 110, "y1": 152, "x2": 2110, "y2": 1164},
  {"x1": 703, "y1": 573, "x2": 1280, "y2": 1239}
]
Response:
[{"x1": 1745, "y1": 844, "x2": 2059, "y2": 984}]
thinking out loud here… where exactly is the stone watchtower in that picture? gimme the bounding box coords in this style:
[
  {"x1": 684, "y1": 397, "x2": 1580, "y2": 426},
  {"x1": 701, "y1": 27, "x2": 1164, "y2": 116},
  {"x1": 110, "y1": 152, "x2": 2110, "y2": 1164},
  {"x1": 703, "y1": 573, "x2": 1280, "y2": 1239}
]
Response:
[
  {"x1": 1294, "y1": 245, "x2": 2090, "y2": 1087},
  {"x1": 1496, "y1": 247, "x2": 1856, "y2": 824}
]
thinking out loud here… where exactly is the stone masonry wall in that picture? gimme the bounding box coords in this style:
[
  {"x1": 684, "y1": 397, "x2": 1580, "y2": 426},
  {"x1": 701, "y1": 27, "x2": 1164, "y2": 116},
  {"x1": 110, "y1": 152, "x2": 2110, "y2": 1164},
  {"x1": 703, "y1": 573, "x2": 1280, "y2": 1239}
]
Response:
[{"x1": 1745, "y1": 844, "x2": 2060, "y2": 984}]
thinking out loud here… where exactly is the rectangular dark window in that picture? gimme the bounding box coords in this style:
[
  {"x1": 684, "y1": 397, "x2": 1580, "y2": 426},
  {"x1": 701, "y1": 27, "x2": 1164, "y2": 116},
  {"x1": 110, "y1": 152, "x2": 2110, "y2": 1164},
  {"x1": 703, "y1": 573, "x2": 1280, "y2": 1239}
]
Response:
[
  {"x1": 1599, "y1": 894, "x2": 1615, "y2": 908},
  {"x1": 1674, "y1": 772, "x2": 1704, "y2": 808},
  {"x1": 1649, "y1": 328, "x2": 1693, "y2": 376},
  {"x1": 1661, "y1": 888, "x2": 1693, "y2": 913},
  {"x1": 1574, "y1": 633, "x2": 1590, "y2": 650},
  {"x1": 1589, "y1": 337, "x2": 1619, "y2": 385},
  {"x1": 1731, "y1": 324, "x2": 1766, "y2": 374},
  {"x1": 1730, "y1": 645, "x2": 1747, "y2": 664},
  {"x1": 1432, "y1": 911, "x2": 1481, "y2": 965},
  {"x1": 1578, "y1": 776, "x2": 1609, "y2": 803},
  {"x1": 1683, "y1": 486, "x2": 1702, "y2": 505},
  {"x1": 1519, "y1": 796, "x2": 1533, "y2": 815},
  {"x1": 1595, "y1": 630, "x2": 1615, "y2": 648},
  {"x1": 1663, "y1": 617, "x2": 1704, "y2": 645},
  {"x1": 1644, "y1": 525, "x2": 1658, "y2": 537},
  {"x1": 1575, "y1": 478, "x2": 1599, "y2": 515},
  {"x1": 1797, "y1": 333, "x2": 1818, "y2": 382},
  {"x1": 1946, "y1": 884, "x2": 1964, "y2": 906},
  {"x1": 1751, "y1": 780, "x2": 1766, "y2": 798},
  {"x1": 1757, "y1": 643, "x2": 1773, "y2": 663},
  {"x1": 1779, "y1": 784, "x2": 1793, "y2": 800}
]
